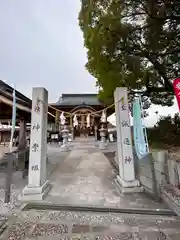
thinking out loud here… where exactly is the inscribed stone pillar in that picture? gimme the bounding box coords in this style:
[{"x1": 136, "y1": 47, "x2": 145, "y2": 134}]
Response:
[
  {"x1": 114, "y1": 88, "x2": 141, "y2": 192},
  {"x1": 19, "y1": 87, "x2": 51, "y2": 201}
]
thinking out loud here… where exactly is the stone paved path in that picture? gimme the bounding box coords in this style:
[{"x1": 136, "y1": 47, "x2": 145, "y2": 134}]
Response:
[
  {"x1": 1, "y1": 138, "x2": 180, "y2": 239},
  {"x1": 46, "y1": 139, "x2": 167, "y2": 209}
]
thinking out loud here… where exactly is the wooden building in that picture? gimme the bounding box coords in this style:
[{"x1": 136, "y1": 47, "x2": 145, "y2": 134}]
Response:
[
  {"x1": 0, "y1": 80, "x2": 114, "y2": 139},
  {"x1": 0, "y1": 80, "x2": 31, "y2": 123},
  {"x1": 0, "y1": 81, "x2": 54, "y2": 144}
]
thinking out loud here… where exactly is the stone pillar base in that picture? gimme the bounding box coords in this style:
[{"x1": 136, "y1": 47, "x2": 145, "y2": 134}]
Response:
[
  {"x1": 18, "y1": 180, "x2": 51, "y2": 201},
  {"x1": 115, "y1": 175, "x2": 143, "y2": 193}
]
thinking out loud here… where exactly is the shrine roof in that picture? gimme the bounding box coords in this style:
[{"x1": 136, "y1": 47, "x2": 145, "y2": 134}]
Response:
[
  {"x1": 52, "y1": 93, "x2": 103, "y2": 107},
  {"x1": 0, "y1": 80, "x2": 31, "y2": 107}
]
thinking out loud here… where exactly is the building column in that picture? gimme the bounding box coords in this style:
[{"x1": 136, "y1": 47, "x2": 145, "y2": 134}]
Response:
[
  {"x1": 16, "y1": 118, "x2": 27, "y2": 177},
  {"x1": 55, "y1": 110, "x2": 60, "y2": 132},
  {"x1": 114, "y1": 87, "x2": 141, "y2": 193},
  {"x1": 92, "y1": 116, "x2": 94, "y2": 126},
  {"x1": 81, "y1": 115, "x2": 85, "y2": 127},
  {"x1": 70, "y1": 115, "x2": 72, "y2": 127},
  {"x1": 70, "y1": 115, "x2": 74, "y2": 140},
  {"x1": 18, "y1": 118, "x2": 26, "y2": 149},
  {"x1": 19, "y1": 87, "x2": 51, "y2": 201}
]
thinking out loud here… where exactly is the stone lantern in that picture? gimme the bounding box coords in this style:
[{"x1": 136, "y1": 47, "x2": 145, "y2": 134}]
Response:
[
  {"x1": 99, "y1": 110, "x2": 108, "y2": 149},
  {"x1": 60, "y1": 112, "x2": 69, "y2": 152}
]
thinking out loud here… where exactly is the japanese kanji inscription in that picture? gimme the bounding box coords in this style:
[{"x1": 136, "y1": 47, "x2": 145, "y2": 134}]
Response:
[
  {"x1": 124, "y1": 138, "x2": 130, "y2": 145},
  {"x1": 34, "y1": 99, "x2": 40, "y2": 113},
  {"x1": 32, "y1": 143, "x2": 39, "y2": 152},
  {"x1": 124, "y1": 156, "x2": 132, "y2": 164},
  {"x1": 121, "y1": 104, "x2": 126, "y2": 111},
  {"x1": 31, "y1": 165, "x2": 39, "y2": 171},
  {"x1": 121, "y1": 120, "x2": 129, "y2": 127},
  {"x1": 32, "y1": 124, "x2": 40, "y2": 131}
]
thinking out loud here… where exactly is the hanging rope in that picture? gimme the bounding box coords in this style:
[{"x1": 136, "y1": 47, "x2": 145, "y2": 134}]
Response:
[{"x1": 48, "y1": 99, "x2": 121, "y2": 118}]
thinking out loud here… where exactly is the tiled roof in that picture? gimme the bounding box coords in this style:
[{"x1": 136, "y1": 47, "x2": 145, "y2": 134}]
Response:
[
  {"x1": 52, "y1": 94, "x2": 103, "y2": 106},
  {"x1": 0, "y1": 80, "x2": 31, "y2": 107}
]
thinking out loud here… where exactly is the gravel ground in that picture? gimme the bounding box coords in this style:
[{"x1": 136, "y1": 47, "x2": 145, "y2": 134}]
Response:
[{"x1": 0, "y1": 144, "x2": 69, "y2": 217}]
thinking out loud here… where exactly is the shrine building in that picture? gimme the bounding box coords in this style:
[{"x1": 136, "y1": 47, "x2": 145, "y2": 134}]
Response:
[
  {"x1": 50, "y1": 94, "x2": 113, "y2": 136},
  {"x1": 0, "y1": 79, "x2": 114, "y2": 141}
]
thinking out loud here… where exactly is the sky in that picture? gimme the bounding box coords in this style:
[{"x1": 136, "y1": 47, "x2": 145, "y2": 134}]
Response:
[
  {"x1": 0, "y1": 0, "x2": 178, "y2": 126},
  {"x1": 0, "y1": 0, "x2": 97, "y2": 102}
]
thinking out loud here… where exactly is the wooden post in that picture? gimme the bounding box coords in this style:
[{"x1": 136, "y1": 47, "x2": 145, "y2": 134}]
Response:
[
  {"x1": 55, "y1": 111, "x2": 60, "y2": 132},
  {"x1": 70, "y1": 115, "x2": 72, "y2": 127},
  {"x1": 18, "y1": 118, "x2": 26, "y2": 149},
  {"x1": 3, "y1": 153, "x2": 14, "y2": 203},
  {"x1": 70, "y1": 115, "x2": 74, "y2": 139}
]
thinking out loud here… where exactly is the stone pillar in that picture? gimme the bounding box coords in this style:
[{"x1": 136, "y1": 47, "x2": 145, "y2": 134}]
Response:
[
  {"x1": 114, "y1": 87, "x2": 141, "y2": 193},
  {"x1": 19, "y1": 87, "x2": 51, "y2": 201},
  {"x1": 18, "y1": 118, "x2": 26, "y2": 149}
]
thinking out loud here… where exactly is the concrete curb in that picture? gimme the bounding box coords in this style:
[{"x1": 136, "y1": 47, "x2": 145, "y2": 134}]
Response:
[{"x1": 21, "y1": 202, "x2": 175, "y2": 216}]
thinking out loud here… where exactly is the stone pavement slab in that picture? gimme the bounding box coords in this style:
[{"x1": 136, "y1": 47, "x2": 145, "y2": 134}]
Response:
[{"x1": 45, "y1": 142, "x2": 168, "y2": 210}]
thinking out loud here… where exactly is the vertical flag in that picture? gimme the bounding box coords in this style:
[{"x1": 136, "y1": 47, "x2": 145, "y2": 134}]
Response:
[
  {"x1": 173, "y1": 78, "x2": 180, "y2": 111},
  {"x1": 133, "y1": 97, "x2": 149, "y2": 159},
  {"x1": 9, "y1": 88, "x2": 16, "y2": 152}
]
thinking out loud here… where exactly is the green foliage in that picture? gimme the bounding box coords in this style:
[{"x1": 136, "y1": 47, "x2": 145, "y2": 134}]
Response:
[
  {"x1": 79, "y1": 0, "x2": 180, "y2": 105},
  {"x1": 147, "y1": 113, "x2": 180, "y2": 146}
]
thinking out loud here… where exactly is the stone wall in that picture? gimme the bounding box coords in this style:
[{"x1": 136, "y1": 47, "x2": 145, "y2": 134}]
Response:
[
  {"x1": 138, "y1": 151, "x2": 170, "y2": 195},
  {"x1": 137, "y1": 150, "x2": 180, "y2": 215},
  {"x1": 138, "y1": 153, "x2": 158, "y2": 197}
]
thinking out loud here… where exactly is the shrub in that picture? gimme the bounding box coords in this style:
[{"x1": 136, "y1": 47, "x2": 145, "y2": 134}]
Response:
[{"x1": 147, "y1": 113, "x2": 180, "y2": 147}]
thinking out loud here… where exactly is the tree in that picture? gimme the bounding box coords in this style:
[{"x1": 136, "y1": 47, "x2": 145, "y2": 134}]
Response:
[{"x1": 79, "y1": 0, "x2": 180, "y2": 106}]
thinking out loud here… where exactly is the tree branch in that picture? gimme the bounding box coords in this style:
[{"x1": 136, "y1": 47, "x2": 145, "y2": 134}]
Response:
[
  {"x1": 145, "y1": 53, "x2": 173, "y2": 91},
  {"x1": 140, "y1": 0, "x2": 180, "y2": 21}
]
